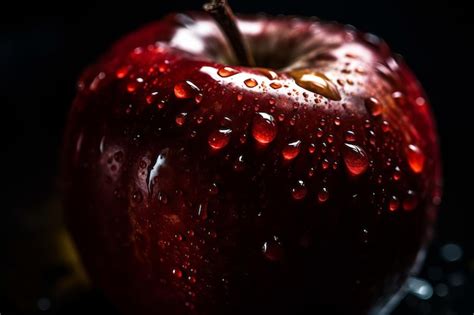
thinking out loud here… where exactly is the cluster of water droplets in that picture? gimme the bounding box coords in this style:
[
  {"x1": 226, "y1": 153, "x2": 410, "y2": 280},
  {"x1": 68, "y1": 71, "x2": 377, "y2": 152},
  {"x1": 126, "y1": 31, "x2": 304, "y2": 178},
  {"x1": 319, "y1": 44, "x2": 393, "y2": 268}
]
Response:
[{"x1": 92, "y1": 42, "x2": 431, "y2": 270}]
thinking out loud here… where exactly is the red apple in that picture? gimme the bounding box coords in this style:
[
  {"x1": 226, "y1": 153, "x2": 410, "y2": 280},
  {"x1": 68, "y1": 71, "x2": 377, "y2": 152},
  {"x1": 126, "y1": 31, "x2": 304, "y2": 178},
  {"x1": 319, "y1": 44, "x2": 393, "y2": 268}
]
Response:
[{"x1": 62, "y1": 2, "x2": 442, "y2": 314}]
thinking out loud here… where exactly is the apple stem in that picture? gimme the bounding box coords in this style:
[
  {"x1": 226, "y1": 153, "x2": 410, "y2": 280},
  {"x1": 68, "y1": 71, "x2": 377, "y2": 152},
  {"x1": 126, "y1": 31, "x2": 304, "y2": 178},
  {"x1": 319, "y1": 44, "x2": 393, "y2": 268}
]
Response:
[{"x1": 204, "y1": 0, "x2": 255, "y2": 67}]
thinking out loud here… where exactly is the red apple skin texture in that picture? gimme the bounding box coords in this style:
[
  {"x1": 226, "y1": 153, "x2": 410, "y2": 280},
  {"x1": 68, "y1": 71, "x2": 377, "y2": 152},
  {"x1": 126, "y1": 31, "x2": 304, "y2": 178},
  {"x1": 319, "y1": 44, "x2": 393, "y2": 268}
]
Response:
[{"x1": 62, "y1": 13, "x2": 442, "y2": 315}]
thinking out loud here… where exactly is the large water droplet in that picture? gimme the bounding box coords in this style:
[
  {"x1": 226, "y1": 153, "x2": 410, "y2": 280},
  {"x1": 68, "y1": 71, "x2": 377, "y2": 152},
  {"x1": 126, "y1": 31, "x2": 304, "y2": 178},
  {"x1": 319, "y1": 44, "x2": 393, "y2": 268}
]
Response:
[
  {"x1": 218, "y1": 66, "x2": 240, "y2": 77},
  {"x1": 174, "y1": 81, "x2": 200, "y2": 99},
  {"x1": 342, "y1": 143, "x2": 369, "y2": 176},
  {"x1": 252, "y1": 112, "x2": 277, "y2": 144},
  {"x1": 289, "y1": 70, "x2": 341, "y2": 101},
  {"x1": 282, "y1": 140, "x2": 301, "y2": 160},
  {"x1": 208, "y1": 129, "x2": 232, "y2": 150},
  {"x1": 406, "y1": 144, "x2": 425, "y2": 173},
  {"x1": 291, "y1": 180, "x2": 307, "y2": 200}
]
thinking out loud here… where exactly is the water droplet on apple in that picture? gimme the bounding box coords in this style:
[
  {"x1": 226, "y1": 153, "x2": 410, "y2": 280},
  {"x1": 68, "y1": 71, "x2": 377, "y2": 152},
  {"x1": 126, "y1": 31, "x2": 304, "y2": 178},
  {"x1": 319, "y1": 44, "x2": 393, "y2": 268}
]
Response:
[
  {"x1": 343, "y1": 143, "x2": 369, "y2": 176},
  {"x1": 244, "y1": 78, "x2": 258, "y2": 88},
  {"x1": 318, "y1": 187, "x2": 329, "y2": 203},
  {"x1": 321, "y1": 159, "x2": 330, "y2": 170},
  {"x1": 290, "y1": 70, "x2": 341, "y2": 101},
  {"x1": 158, "y1": 191, "x2": 168, "y2": 204},
  {"x1": 116, "y1": 66, "x2": 130, "y2": 79},
  {"x1": 282, "y1": 140, "x2": 301, "y2": 160},
  {"x1": 127, "y1": 81, "x2": 137, "y2": 93},
  {"x1": 362, "y1": 228, "x2": 369, "y2": 244},
  {"x1": 369, "y1": 130, "x2": 376, "y2": 145},
  {"x1": 365, "y1": 97, "x2": 382, "y2": 116},
  {"x1": 194, "y1": 94, "x2": 203, "y2": 104},
  {"x1": 393, "y1": 166, "x2": 401, "y2": 181},
  {"x1": 257, "y1": 68, "x2": 278, "y2": 79},
  {"x1": 355, "y1": 67, "x2": 366, "y2": 75},
  {"x1": 157, "y1": 101, "x2": 166, "y2": 110},
  {"x1": 308, "y1": 143, "x2": 316, "y2": 154},
  {"x1": 132, "y1": 191, "x2": 143, "y2": 203},
  {"x1": 291, "y1": 180, "x2": 307, "y2": 200},
  {"x1": 114, "y1": 151, "x2": 124, "y2": 162},
  {"x1": 252, "y1": 112, "x2": 277, "y2": 144},
  {"x1": 389, "y1": 196, "x2": 399, "y2": 211},
  {"x1": 208, "y1": 129, "x2": 232, "y2": 150},
  {"x1": 403, "y1": 190, "x2": 418, "y2": 211},
  {"x1": 416, "y1": 97, "x2": 426, "y2": 106},
  {"x1": 146, "y1": 91, "x2": 158, "y2": 105},
  {"x1": 381, "y1": 120, "x2": 390, "y2": 132},
  {"x1": 174, "y1": 81, "x2": 200, "y2": 99},
  {"x1": 236, "y1": 94, "x2": 243, "y2": 101},
  {"x1": 316, "y1": 128, "x2": 324, "y2": 138},
  {"x1": 158, "y1": 63, "x2": 169, "y2": 73},
  {"x1": 209, "y1": 183, "x2": 219, "y2": 195},
  {"x1": 327, "y1": 134, "x2": 334, "y2": 143},
  {"x1": 175, "y1": 113, "x2": 187, "y2": 126},
  {"x1": 406, "y1": 144, "x2": 425, "y2": 173},
  {"x1": 345, "y1": 130, "x2": 356, "y2": 142},
  {"x1": 262, "y1": 236, "x2": 283, "y2": 261},
  {"x1": 89, "y1": 72, "x2": 106, "y2": 91},
  {"x1": 270, "y1": 82, "x2": 282, "y2": 89},
  {"x1": 172, "y1": 268, "x2": 183, "y2": 278},
  {"x1": 392, "y1": 91, "x2": 406, "y2": 106},
  {"x1": 218, "y1": 66, "x2": 240, "y2": 77},
  {"x1": 233, "y1": 155, "x2": 245, "y2": 172}
]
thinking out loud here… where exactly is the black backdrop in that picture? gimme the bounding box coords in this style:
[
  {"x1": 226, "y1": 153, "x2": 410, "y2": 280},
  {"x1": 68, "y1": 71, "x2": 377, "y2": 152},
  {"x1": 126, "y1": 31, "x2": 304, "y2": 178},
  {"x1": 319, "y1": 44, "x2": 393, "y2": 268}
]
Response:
[{"x1": 1, "y1": 1, "x2": 472, "y2": 314}]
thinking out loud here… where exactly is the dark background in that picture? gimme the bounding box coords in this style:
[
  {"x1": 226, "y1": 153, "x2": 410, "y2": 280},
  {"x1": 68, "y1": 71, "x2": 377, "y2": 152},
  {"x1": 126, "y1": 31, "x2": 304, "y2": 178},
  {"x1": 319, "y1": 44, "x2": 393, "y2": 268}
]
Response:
[{"x1": 1, "y1": 0, "x2": 472, "y2": 314}]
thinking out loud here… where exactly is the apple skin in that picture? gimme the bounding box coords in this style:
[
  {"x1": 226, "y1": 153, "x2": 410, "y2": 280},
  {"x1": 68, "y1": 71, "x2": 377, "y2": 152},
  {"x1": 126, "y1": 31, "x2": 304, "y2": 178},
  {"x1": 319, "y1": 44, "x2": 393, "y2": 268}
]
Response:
[{"x1": 62, "y1": 12, "x2": 442, "y2": 315}]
